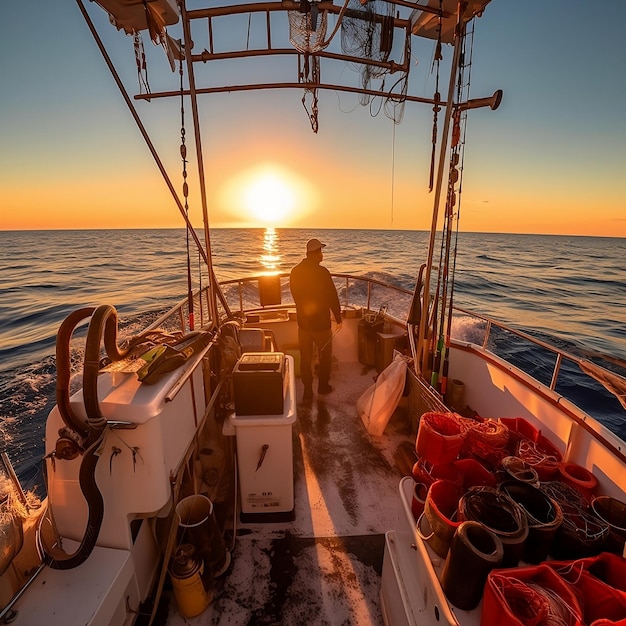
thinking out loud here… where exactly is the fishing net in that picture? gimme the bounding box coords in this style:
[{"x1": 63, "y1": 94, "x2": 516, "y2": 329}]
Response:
[
  {"x1": 461, "y1": 418, "x2": 510, "y2": 466},
  {"x1": 548, "y1": 553, "x2": 626, "y2": 624},
  {"x1": 499, "y1": 417, "x2": 562, "y2": 480},
  {"x1": 540, "y1": 481, "x2": 609, "y2": 559},
  {"x1": 483, "y1": 565, "x2": 584, "y2": 626},
  {"x1": 340, "y1": 0, "x2": 395, "y2": 104},
  {"x1": 501, "y1": 456, "x2": 540, "y2": 485},
  {"x1": 288, "y1": 1, "x2": 329, "y2": 53},
  {"x1": 459, "y1": 486, "x2": 526, "y2": 537},
  {"x1": 516, "y1": 437, "x2": 562, "y2": 480}
]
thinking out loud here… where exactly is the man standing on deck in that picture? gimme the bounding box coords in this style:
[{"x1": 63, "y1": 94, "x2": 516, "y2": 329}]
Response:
[{"x1": 290, "y1": 238, "x2": 342, "y2": 402}]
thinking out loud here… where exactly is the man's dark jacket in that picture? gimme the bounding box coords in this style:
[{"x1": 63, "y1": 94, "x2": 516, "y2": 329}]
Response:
[{"x1": 290, "y1": 257, "x2": 341, "y2": 331}]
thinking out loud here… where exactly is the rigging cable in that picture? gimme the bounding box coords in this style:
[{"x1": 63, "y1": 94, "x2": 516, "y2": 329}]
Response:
[
  {"x1": 390, "y1": 119, "x2": 395, "y2": 224},
  {"x1": 179, "y1": 55, "x2": 195, "y2": 331},
  {"x1": 438, "y1": 20, "x2": 477, "y2": 393},
  {"x1": 428, "y1": 0, "x2": 443, "y2": 192}
]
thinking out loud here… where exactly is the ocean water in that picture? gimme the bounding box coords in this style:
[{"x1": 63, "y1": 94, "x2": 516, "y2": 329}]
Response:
[{"x1": 1, "y1": 228, "x2": 625, "y2": 493}]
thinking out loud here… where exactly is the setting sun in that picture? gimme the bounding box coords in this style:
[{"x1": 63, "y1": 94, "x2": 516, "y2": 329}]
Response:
[
  {"x1": 245, "y1": 171, "x2": 295, "y2": 224},
  {"x1": 217, "y1": 163, "x2": 317, "y2": 227}
]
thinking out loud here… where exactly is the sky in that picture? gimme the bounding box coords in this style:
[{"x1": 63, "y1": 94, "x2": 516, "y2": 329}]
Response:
[{"x1": 1, "y1": 1, "x2": 625, "y2": 236}]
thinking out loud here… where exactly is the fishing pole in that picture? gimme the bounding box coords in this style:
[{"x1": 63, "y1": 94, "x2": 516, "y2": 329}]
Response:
[{"x1": 319, "y1": 323, "x2": 343, "y2": 354}]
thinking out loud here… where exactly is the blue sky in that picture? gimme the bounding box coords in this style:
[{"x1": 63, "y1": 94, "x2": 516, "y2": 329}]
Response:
[{"x1": 1, "y1": 1, "x2": 625, "y2": 235}]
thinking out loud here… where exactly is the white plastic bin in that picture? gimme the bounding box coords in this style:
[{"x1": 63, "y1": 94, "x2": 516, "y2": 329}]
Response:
[{"x1": 229, "y1": 355, "x2": 296, "y2": 522}]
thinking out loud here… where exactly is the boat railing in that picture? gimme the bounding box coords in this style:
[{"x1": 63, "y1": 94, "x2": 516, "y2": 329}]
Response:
[
  {"x1": 216, "y1": 272, "x2": 415, "y2": 325},
  {"x1": 145, "y1": 273, "x2": 624, "y2": 424}
]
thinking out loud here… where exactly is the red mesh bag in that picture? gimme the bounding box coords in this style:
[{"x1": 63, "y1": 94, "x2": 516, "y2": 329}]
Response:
[
  {"x1": 547, "y1": 552, "x2": 626, "y2": 624},
  {"x1": 482, "y1": 564, "x2": 584, "y2": 626}
]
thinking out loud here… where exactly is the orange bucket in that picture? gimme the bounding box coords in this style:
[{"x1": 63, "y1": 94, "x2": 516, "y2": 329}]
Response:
[{"x1": 416, "y1": 412, "x2": 465, "y2": 465}]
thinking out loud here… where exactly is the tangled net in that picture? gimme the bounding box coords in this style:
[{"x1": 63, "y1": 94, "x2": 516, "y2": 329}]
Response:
[
  {"x1": 288, "y1": 2, "x2": 329, "y2": 53},
  {"x1": 489, "y1": 575, "x2": 582, "y2": 626}
]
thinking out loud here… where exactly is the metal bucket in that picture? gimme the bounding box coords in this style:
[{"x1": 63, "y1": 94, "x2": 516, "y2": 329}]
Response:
[
  {"x1": 176, "y1": 494, "x2": 229, "y2": 577},
  {"x1": 591, "y1": 495, "x2": 626, "y2": 556}
]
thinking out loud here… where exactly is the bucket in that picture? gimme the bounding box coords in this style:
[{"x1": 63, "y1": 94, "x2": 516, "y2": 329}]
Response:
[
  {"x1": 459, "y1": 486, "x2": 528, "y2": 568},
  {"x1": 558, "y1": 462, "x2": 598, "y2": 500},
  {"x1": 441, "y1": 521, "x2": 503, "y2": 610},
  {"x1": 499, "y1": 417, "x2": 540, "y2": 447},
  {"x1": 411, "y1": 481, "x2": 428, "y2": 521},
  {"x1": 170, "y1": 544, "x2": 211, "y2": 618},
  {"x1": 176, "y1": 494, "x2": 229, "y2": 577},
  {"x1": 500, "y1": 417, "x2": 562, "y2": 481},
  {"x1": 591, "y1": 495, "x2": 626, "y2": 556},
  {"x1": 499, "y1": 480, "x2": 563, "y2": 564},
  {"x1": 416, "y1": 412, "x2": 465, "y2": 465},
  {"x1": 411, "y1": 459, "x2": 463, "y2": 488},
  {"x1": 453, "y1": 458, "x2": 497, "y2": 489},
  {"x1": 546, "y1": 552, "x2": 626, "y2": 624},
  {"x1": 423, "y1": 480, "x2": 464, "y2": 558},
  {"x1": 446, "y1": 379, "x2": 465, "y2": 411}
]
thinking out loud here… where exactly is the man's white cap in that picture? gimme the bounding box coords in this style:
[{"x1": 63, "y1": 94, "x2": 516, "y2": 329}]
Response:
[{"x1": 306, "y1": 238, "x2": 326, "y2": 253}]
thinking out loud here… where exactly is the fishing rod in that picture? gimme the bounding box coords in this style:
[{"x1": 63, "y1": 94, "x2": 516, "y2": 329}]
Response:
[
  {"x1": 417, "y1": 9, "x2": 466, "y2": 377},
  {"x1": 319, "y1": 323, "x2": 344, "y2": 354}
]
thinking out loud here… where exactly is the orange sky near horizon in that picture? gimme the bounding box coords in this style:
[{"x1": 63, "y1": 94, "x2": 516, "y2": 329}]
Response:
[
  {"x1": 1, "y1": 2, "x2": 625, "y2": 238},
  {"x1": 2, "y1": 147, "x2": 624, "y2": 236}
]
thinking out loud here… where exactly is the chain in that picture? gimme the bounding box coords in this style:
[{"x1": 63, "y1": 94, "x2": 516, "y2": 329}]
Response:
[{"x1": 179, "y1": 56, "x2": 195, "y2": 330}]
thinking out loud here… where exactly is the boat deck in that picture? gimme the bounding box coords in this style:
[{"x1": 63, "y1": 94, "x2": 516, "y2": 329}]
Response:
[{"x1": 163, "y1": 360, "x2": 415, "y2": 625}]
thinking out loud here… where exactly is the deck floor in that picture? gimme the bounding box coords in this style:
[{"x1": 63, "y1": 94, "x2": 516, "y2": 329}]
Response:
[{"x1": 164, "y1": 360, "x2": 415, "y2": 625}]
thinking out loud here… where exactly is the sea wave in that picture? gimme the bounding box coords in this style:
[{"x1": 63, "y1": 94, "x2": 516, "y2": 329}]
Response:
[{"x1": 1, "y1": 228, "x2": 625, "y2": 493}]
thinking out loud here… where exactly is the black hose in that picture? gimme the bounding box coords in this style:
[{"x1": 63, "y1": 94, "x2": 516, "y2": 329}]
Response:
[
  {"x1": 48, "y1": 304, "x2": 127, "y2": 569},
  {"x1": 46, "y1": 431, "x2": 105, "y2": 570},
  {"x1": 55, "y1": 307, "x2": 96, "y2": 438},
  {"x1": 83, "y1": 304, "x2": 128, "y2": 430}
]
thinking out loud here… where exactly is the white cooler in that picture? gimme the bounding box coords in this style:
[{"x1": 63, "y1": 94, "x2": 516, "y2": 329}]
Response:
[{"x1": 229, "y1": 355, "x2": 296, "y2": 522}]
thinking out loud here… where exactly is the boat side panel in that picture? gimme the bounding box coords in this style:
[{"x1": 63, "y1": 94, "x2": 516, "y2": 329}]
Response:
[
  {"x1": 449, "y1": 344, "x2": 626, "y2": 495},
  {"x1": 45, "y1": 363, "x2": 207, "y2": 548},
  {"x1": 9, "y1": 543, "x2": 136, "y2": 626}
]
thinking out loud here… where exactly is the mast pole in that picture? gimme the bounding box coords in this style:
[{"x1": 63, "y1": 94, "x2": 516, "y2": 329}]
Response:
[
  {"x1": 416, "y1": 1, "x2": 467, "y2": 377},
  {"x1": 179, "y1": 0, "x2": 220, "y2": 330},
  {"x1": 76, "y1": 0, "x2": 231, "y2": 322}
]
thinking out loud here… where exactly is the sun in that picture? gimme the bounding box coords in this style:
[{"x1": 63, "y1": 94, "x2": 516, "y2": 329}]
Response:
[
  {"x1": 218, "y1": 162, "x2": 317, "y2": 227},
  {"x1": 244, "y1": 169, "x2": 295, "y2": 225}
]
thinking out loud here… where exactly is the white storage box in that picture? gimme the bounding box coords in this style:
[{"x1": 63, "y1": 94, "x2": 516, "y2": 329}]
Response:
[{"x1": 229, "y1": 355, "x2": 296, "y2": 522}]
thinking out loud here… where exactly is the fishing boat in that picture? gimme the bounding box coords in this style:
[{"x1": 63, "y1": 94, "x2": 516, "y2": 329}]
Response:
[{"x1": 1, "y1": 0, "x2": 626, "y2": 625}]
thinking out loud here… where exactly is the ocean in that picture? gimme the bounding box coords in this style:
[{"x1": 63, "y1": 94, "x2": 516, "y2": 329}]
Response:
[{"x1": 1, "y1": 228, "x2": 625, "y2": 494}]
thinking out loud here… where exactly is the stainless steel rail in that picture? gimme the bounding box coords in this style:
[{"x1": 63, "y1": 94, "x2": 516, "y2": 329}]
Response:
[{"x1": 145, "y1": 273, "x2": 625, "y2": 415}]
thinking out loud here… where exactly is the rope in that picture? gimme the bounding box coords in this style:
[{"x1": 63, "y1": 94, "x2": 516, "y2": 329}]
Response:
[{"x1": 133, "y1": 32, "x2": 150, "y2": 95}]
